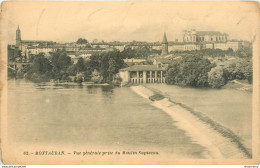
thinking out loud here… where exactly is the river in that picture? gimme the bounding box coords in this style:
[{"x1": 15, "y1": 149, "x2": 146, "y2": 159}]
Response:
[
  {"x1": 145, "y1": 84, "x2": 252, "y2": 150},
  {"x1": 7, "y1": 80, "x2": 252, "y2": 158}
]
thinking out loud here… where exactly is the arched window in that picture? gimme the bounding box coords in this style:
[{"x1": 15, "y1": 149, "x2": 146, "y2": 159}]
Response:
[
  {"x1": 146, "y1": 71, "x2": 150, "y2": 77},
  {"x1": 163, "y1": 72, "x2": 166, "y2": 77},
  {"x1": 157, "y1": 71, "x2": 161, "y2": 77},
  {"x1": 152, "y1": 71, "x2": 155, "y2": 78},
  {"x1": 139, "y1": 71, "x2": 143, "y2": 78},
  {"x1": 130, "y1": 72, "x2": 137, "y2": 78}
]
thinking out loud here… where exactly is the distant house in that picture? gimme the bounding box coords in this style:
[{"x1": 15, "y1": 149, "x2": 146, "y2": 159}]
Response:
[
  {"x1": 123, "y1": 58, "x2": 146, "y2": 63},
  {"x1": 25, "y1": 46, "x2": 53, "y2": 58},
  {"x1": 109, "y1": 44, "x2": 125, "y2": 51},
  {"x1": 151, "y1": 44, "x2": 161, "y2": 50},
  {"x1": 153, "y1": 57, "x2": 172, "y2": 68},
  {"x1": 79, "y1": 53, "x2": 92, "y2": 58},
  {"x1": 91, "y1": 42, "x2": 109, "y2": 49},
  {"x1": 168, "y1": 43, "x2": 185, "y2": 52},
  {"x1": 123, "y1": 58, "x2": 147, "y2": 67}
]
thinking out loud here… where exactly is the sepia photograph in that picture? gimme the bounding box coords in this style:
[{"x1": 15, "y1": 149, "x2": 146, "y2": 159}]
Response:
[{"x1": 0, "y1": 1, "x2": 259, "y2": 165}]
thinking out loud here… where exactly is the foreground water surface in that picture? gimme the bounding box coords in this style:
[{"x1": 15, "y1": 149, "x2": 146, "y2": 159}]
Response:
[{"x1": 7, "y1": 80, "x2": 252, "y2": 158}]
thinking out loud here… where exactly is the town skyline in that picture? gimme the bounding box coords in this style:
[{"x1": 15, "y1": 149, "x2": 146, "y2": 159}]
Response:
[
  {"x1": 10, "y1": 26, "x2": 241, "y2": 44},
  {"x1": 3, "y1": 2, "x2": 258, "y2": 44}
]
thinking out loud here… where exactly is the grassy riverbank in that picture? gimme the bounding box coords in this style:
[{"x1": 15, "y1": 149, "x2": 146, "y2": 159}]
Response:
[{"x1": 223, "y1": 79, "x2": 252, "y2": 92}]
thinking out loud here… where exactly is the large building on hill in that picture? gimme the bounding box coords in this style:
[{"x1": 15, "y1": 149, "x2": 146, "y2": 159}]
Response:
[
  {"x1": 183, "y1": 29, "x2": 228, "y2": 43},
  {"x1": 160, "y1": 29, "x2": 246, "y2": 52}
]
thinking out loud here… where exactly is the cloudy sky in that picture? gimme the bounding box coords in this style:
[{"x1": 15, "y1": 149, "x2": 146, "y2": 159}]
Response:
[{"x1": 1, "y1": 1, "x2": 259, "y2": 44}]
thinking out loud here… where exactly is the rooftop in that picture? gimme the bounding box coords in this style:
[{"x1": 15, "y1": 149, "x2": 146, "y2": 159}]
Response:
[
  {"x1": 22, "y1": 40, "x2": 54, "y2": 43},
  {"x1": 196, "y1": 31, "x2": 227, "y2": 36},
  {"x1": 91, "y1": 42, "x2": 109, "y2": 45},
  {"x1": 154, "y1": 58, "x2": 172, "y2": 64},
  {"x1": 120, "y1": 65, "x2": 166, "y2": 72},
  {"x1": 162, "y1": 32, "x2": 168, "y2": 44}
]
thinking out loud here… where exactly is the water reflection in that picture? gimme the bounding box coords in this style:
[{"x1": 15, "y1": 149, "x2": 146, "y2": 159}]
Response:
[
  {"x1": 101, "y1": 85, "x2": 114, "y2": 95},
  {"x1": 86, "y1": 85, "x2": 99, "y2": 94}
]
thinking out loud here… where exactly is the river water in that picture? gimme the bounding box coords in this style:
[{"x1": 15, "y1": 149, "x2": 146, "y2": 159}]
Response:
[
  {"x1": 7, "y1": 80, "x2": 252, "y2": 158},
  {"x1": 145, "y1": 84, "x2": 252, "y2": 150}
]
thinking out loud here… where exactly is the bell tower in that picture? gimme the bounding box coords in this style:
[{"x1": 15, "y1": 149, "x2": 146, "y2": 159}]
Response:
[
  {"x1": 16, "y1": 25, "x2": 21, "y2": 47},
  {"x1": 161, "y1": 32, "x2": 168, "y2": 56}
]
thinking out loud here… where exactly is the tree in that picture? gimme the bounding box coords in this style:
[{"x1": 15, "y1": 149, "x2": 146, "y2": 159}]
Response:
[
  {"x1": 100, "y1": 54, "x2": 109, "y2": 82},
  {"x1": 236, "y1": 46, "x2": 252, "y2": 58},
  {"x1": 223, "y1": 63, "x2": 236, "y2": 82},
  {"x1": 75, "y1": 57, "x2": 85, "y2": 72},
  {"x1": 51, "y1": 49, "x2": 72, "y2": 80},
  {"x1": 25, "y1": 53, "x2": 53, "y2": 82},
  {"x1": 91, "y1": 69, "x2": 103, "y2": 83},
  {"x1": 67, "y1": 64, "x2": 77, "y2": 76},
  {"x1": 89, "y1": 50, "x2": 124, "y2": 83},
  {"x1": 76, "y1": 72, "x2": 85, "y2": 83},
  {"x1": 120, "y1": 46, "x2": 159, "y2": 59},
  {"x1": 234, "y1": 58, "x2": 252, "y2": 83},
  {"x1": 29, "y1": 53, "x2": 53, "y2": 75},
  {"x1": 76, "y1": 38, "x2": 88, "y2": 44},
  {"x1": 108, "y1": 58, "x2": 116, "y2": 81},
  {"x1": 84, "y1": 61, "x2": 94, "y2": 81},
  {"x1": 110, "y1": 50, "x2": 124, "y2": 73},
  {"x1": 166, "y1": 55, "x2": 214, "y2": 87},
  {"x1": 208, "y1": 67, "x2": 225, "y2": 88},
  {"x1": 88, "y1": 54, "x2": 102, "y2": 72},
  {"x1": 169, "y1": 48, "x2": 236, "y2": 58},
  {"x1": 166, "y1": 60, "x2": 181, "y2": 84},
  {"x1": 8, "y1": 46, "x2": 22, "y2": 62}
]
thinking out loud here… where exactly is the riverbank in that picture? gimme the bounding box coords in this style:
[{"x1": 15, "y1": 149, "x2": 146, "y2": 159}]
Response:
[
  {"x1": 10, "y1": 79, "x2": 111, "y2": 89},
  {"x1": 223, "y1": 79, "x2": 252, "y2": 92},
  {"x1": 130, "y1": 85, "x2": 252, "y2": 159},
  {"x1": 53, "y1": 82, "x2": 110, "y2": 86}
]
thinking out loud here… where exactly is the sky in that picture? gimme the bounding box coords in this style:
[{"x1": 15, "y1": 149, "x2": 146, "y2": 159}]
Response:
[{"x1": 1, "y1": 1, "x2": 259, "y2": 44}]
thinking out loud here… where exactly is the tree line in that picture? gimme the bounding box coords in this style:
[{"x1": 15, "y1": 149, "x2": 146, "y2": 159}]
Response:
[
  {"x1": 8, "y1": 46, "x2": 161, "y2": 83},
  {"x1": 166, "y1": 55, "x2": 252, "y2": 88},
  {"x1": 10, "y1": 49, "x2": 125, "y2": 83},
  {"x1": 170, "y1": 46, "x2": 252, "y2": 58}
]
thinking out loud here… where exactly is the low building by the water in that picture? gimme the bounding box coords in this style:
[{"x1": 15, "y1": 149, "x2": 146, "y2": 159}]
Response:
[{"x1": 119, "y1": 64, "x2": 166, "y2": 85}]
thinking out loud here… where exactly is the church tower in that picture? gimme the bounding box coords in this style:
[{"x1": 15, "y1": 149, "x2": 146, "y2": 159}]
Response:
[
  {"x1": 161, "y1": 32, "x2": 168, "y2": 56},
  {"x1": 16, "y1": 25, "x2": 21, "y2": 47}
]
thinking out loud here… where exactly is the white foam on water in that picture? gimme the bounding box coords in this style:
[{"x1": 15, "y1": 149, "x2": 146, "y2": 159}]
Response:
[
  {"x1": 131, "y1": 86, "x2": 154, "y2": 99},
  {"x1": 131, "y1": 85, "x2": 248, "y2": 159}
]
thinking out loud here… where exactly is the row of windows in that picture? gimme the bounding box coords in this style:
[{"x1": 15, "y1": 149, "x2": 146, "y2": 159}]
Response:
[
  {"x1": 130, "y1": 71, "x2": 166, "y2": 78},
  {"x1": 184, "y1": 35, "x2": 227, "y2": 41}
]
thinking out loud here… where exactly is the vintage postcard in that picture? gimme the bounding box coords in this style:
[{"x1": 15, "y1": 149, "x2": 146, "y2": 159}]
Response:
[{"x1": 0, "y1": 1, "x2": 259, "y2": 165}]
